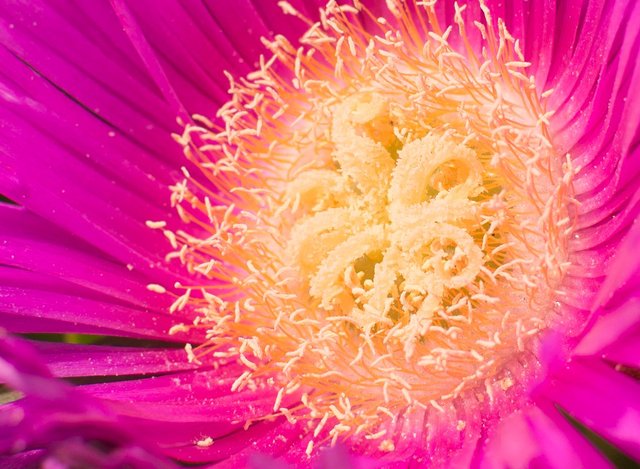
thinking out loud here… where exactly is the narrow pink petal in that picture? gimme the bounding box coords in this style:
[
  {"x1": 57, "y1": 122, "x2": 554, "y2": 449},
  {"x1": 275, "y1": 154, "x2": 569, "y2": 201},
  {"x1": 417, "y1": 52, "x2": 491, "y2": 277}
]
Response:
[
  {"x1": 0, "y1": 313, "x2": 124, "y2": 337},
  {"x1": 481, "y1": 403, "x2": 609, "y2": 469},
  {"x1": 601, "y1": 330, "x2": 640, "y2": 368},
  {"x1": 591, "y1": 211, "x2": 640, "y2": 311},
  {"x1": 574, "y1": 298, "x2": 640, "y2": 356},
  {"x1": 552, "y1": 0, "x2": 640, "y2": 220},
  {"x1": 77, "y1": 368, "x2": 293, "y2": 423},
  {"x1": 112, "y1": 0, "x2": 320, "y2": 118},
  {"x1": 0, "y1": 2, "x2": 182, "y2": 162},
  {"x1": 527, "y1": 402, "x2": 611, "y2": 469},
  {"x1": 543, "y1": 358, "x2": 640, "y2": 461},
  {"x1": 0, "y1": 268, "x2": 200, "y2": 342},
  {"x1": 165, "y1": 419, "x2": 299, "y2": 463},
  {"x1": 30, "y1": 341, "x2": 196, "y2": 378},
  {"x1": 0, "y1": 204, "x2": 173, "y2": 310}
]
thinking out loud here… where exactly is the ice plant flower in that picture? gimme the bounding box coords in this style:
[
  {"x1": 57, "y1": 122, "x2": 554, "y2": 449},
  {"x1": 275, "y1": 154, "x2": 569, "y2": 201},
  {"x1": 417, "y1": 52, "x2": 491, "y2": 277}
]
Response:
[{"x1": 1, "y1": 0, "x2": 639, "y2": 467}]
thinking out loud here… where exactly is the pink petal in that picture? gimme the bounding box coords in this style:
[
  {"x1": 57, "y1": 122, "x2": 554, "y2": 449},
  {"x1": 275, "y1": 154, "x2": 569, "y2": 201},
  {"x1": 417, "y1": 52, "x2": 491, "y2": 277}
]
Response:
[
  {"x1": 543, "y1": 358, "x2": 640, "y2": 461},
  {"x1": 29, "y1": 341, "x2": 196, "y2": 378}
]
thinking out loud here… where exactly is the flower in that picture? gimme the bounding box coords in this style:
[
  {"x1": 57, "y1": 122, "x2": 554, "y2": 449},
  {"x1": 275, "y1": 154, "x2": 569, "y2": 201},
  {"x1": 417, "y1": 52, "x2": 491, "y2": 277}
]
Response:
[{"x1": 1, "y1": 0, "x2": 639, "y2": 467}]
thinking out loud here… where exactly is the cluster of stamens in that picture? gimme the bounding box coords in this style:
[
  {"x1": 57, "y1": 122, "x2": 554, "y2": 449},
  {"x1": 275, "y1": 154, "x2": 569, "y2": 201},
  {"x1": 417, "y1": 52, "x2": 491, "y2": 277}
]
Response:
[{"x1": 147, "y1": 0, "x2": 576, "y2": 455}]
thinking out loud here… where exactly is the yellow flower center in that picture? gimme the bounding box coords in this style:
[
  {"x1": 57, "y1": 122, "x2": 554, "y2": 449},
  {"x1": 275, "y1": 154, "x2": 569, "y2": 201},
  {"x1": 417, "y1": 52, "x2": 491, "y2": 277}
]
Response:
[
  {"x1": 291, "y1": 95, "x2": 492, "y2": 341},
  {"x1": 148, "y1": 0, "x2": 577, "y2": 453}
]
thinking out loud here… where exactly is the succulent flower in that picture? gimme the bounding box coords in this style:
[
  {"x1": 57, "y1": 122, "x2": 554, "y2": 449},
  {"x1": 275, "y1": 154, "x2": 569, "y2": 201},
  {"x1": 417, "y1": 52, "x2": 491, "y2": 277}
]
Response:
[{"x1": 1, "y1": 1, "x2": 639, "y2": 467}]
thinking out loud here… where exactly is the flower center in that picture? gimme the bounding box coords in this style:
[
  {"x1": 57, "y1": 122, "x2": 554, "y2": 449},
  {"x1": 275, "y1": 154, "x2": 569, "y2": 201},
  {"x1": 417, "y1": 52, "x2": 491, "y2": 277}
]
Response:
[
  {"x1": 151, "y1": 0, "x2": 577, "y2": 454},
  {"x1": 290, "y1": 94, "x2": 496, "y2": 345}
]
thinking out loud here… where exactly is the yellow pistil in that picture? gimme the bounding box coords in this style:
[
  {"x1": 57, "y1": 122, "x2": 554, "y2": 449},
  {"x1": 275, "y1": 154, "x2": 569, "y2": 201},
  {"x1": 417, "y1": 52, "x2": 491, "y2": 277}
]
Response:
[{"x1": 149, "y1": 0, "x2": 577, "y2": 451}]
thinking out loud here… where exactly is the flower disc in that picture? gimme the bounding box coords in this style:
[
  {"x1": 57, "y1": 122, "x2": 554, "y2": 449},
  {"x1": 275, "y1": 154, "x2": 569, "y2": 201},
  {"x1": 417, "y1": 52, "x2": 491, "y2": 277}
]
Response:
[{"x1": 158, "y1": 0, "x2": 576, "y2": 455}]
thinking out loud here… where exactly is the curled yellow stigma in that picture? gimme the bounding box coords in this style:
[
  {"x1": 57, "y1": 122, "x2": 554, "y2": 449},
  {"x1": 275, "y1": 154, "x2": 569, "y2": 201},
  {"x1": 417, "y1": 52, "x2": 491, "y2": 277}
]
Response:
[{"x1": 151, "y1": 0, "x2": 577, "y2": 451}]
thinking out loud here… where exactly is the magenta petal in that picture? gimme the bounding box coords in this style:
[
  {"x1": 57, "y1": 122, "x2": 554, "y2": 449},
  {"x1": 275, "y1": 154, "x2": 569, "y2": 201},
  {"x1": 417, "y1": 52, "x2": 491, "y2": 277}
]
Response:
[
  {"x1": 0, "y1": 312, "x2": 135, "y2": 337},
  {"x1": 601, "y1": 330, "x2": 640, "y2": 368},
  {"x1": 0, "y1": 0, "x2": 181, "y2": 146},
  {"x1": 80, "y1": 366, "x2": 251, "y2": 403},
  {"x1": 543, "y1": 358, "x2": 640, "y2": 461},
  {"x1": 0, "y1": 449, "x2": 45, "y2": 467},
  {"x1": 481, "y1": 403, "x2": 609, "y2": 469},
  {"x1": 481, "y1": 410, "x2": 542, "y2": 468},
  {"x1": 526, "y1": 403, "x2": 611, "y2": 469},
  {"x1": 550, "y1": 0, "x2": 637, "y2": 144},
  {"x1": 547, "y1": 1, "x2": 640, "y2": 268},
  {"x1": 163, "y1": 419, "x2": 299, "y2": 463},
  {"x1": 591, "y1": 214, "x2": 640, "y2": 312},
  {"x1": 574, "y1": 298, "x2": 640, "y2": 356},
  {"x1": 0, "y1": 204, "x2": 173, "y2": 311},
  {"x1": 112, "y1": 0, "x2": 318, "y2": 118},
  {"x1": 547, "y1": 0, "x2": 610, "y2": 132},
  {"x1": 248, "y1": 453, "x2": 293, "y2": 469},
  {"x1": 75, "y1": 366, "x2": 298, "y2": 423},
  {"x1": 120, "y1": 417, "x2": 241, "y2": 449},
  {"x1": 0, "y1": 269, "x2": 200, "y2": 342},
  {"x1": 0, "y1": 334, "x2": 177, "y2": 468},
  {"x1": 93, "y1": 387, "x2": 278, "y2": 423},
  {"x1": 110, "y1": 0, "x2": 192, "y2": 120},
  {"x1": 0, "y1": 331, "x2": 55, "y2": 382},
  {"x1": 29, "y1": 341, "x2": 196, "y2": 378}
]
